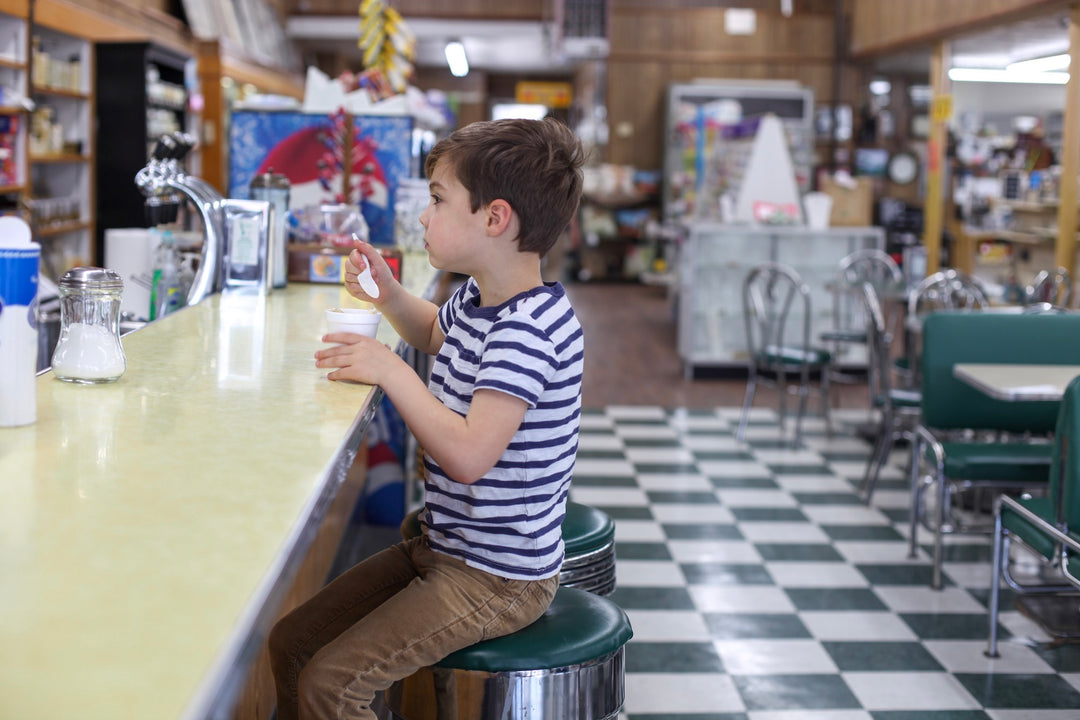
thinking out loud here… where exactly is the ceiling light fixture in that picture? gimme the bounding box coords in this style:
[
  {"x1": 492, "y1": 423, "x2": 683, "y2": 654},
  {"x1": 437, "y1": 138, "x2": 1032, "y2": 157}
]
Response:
[
  {"x1": 1006, "y1": 53, "x2": 1070, "y2": 73},
  {"x1": 445, "y1": 41, "x2": 469, "y2": 77},
  {"x1": 947, "y1": 67, "x2": 1069, "y2": 84}
]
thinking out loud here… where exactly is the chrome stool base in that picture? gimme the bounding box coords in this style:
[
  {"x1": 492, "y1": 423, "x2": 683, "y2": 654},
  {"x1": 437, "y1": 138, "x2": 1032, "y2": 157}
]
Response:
[{"x1": 386, "y1": 648, "x2": 625, "y2": 720}]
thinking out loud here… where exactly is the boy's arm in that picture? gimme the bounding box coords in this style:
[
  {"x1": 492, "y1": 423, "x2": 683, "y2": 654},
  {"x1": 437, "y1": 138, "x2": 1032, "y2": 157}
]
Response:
[
  {"x1": 375, "y1": 286, "x2": 445, "y2": 355},
  {"x1": 379, "y1": 360, "x2": 527, "y2": 484}
]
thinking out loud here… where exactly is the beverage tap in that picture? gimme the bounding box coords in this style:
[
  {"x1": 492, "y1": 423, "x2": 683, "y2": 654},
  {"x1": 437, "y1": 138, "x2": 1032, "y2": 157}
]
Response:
[{"x1": 136, "y1": 133, "x2": 226, "y2": 307}]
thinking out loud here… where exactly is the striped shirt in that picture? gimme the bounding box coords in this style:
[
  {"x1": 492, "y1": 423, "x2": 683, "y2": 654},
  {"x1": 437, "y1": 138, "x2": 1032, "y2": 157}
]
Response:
[{"x1": 420, "y1": 278, "x2": 584, "y2": 580}]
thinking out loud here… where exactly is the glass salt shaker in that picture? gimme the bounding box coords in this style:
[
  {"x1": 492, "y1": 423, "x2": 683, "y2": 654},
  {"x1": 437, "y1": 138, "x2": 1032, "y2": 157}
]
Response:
[{"x1": 51, "y1": 267, "x2": 126, "y2": 384}]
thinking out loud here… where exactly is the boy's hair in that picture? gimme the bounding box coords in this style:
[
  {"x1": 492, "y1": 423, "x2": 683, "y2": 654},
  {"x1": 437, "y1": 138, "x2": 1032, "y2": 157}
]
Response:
[{"x1": 424, "y1": 117, "x2": 585, "y2": 255}]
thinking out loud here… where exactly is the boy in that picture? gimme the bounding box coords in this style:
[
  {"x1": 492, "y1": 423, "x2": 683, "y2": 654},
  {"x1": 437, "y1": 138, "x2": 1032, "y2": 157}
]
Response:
[{"x1": 269, "y1": 117, "x2": 586, "y2": 720}]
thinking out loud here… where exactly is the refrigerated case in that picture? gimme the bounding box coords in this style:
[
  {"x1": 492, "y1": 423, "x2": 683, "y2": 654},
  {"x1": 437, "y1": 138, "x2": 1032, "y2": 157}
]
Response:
[
  {"x1": 663, "y1": 82, "x2": 814, "y2": 223},
  {"x1": 95, "y1": 42, "x2": 192, "y2": 264}
]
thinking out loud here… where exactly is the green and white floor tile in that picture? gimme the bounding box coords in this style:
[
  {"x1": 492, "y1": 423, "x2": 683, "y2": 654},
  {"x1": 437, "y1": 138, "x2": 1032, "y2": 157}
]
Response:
[{"x1": 573, "y1": 406, "x2": 1080, "y2": 720}]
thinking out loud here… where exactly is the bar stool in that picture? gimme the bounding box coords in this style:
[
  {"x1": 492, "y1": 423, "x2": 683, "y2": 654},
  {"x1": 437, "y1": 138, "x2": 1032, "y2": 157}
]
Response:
[
  {"x1": 400, "y1": 501, "x2": 617, "y2": 596},
  {"x1": 385, "y1": 586, "x2": 632, "y2": 720}
]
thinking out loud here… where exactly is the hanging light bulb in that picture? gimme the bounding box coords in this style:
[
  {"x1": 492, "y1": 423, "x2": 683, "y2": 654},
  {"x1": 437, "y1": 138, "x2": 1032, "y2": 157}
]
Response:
[
  {"x1": 780, "y1": 0, "x2": 793, "y2": 17},
  {"x1": 445, "y1": 41, "x2": 469, "y2": 78}
]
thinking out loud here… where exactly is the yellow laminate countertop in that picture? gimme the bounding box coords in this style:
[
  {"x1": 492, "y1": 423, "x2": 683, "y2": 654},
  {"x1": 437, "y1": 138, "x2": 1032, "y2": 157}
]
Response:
[{"x1": 0, "y1": 254, "x2": 436, "y2": 720}]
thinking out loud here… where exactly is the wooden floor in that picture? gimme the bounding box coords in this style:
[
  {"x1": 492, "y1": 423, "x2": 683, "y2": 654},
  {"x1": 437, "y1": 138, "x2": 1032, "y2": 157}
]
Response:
[{"x1": 565, "y1": 281, "x2": 871, "y2": 410}]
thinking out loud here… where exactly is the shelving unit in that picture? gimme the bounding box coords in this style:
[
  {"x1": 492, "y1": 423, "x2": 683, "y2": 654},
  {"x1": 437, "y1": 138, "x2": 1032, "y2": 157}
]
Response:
[
  {"x1": 574, "y1": 188, "x2": 661, "y2": 281},
  {"x1": 960, "y1": 196, "x2": 1073, "y2": 290},
  {"x1": 95, "y1": 41, "x2": 191, "y2": 263},
  {"x1": 29, "y1": 21, "x2": 93, "y2": 277},
  {"x1": 0, "y1": 2, "x2": 29, "y2": 208}
]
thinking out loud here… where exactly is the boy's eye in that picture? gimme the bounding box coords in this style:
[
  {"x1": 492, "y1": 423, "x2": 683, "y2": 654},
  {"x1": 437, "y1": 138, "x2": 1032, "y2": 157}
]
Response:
[{"x1": 430, "y1": 195, "x2": 441, "y2": 204}]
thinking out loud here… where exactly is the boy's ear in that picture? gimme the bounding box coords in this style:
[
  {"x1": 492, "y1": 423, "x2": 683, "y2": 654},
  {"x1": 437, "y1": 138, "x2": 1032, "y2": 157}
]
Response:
[{"x1": 485, "y1": 199, "x2": 514, "y2": 236}]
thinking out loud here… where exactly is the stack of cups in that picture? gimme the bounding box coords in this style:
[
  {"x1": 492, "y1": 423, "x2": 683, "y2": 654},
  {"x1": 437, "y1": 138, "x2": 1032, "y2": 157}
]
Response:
[{"x1": 0, "y1": 216, "x2": 40, "y2": 427}]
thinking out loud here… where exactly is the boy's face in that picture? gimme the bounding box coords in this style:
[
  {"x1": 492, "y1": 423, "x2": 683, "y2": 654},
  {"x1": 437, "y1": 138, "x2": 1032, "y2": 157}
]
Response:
[{"x1": 418, "y1": 162, "x2": 487, "y2": 273}]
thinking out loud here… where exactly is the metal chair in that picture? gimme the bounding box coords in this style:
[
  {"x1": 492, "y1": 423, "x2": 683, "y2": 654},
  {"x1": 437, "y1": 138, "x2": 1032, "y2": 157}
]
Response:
[
  {"x1": 896, "y1": 268, "x2": 989, "y2": 389},
  {"x1": 856, "y1": 281, "x2": 921, "y2": 505},
  {"x1": 986, "y1": 375, "x2": 1080, "y2": 658},
  {"x1": 737, "y1": 262, "x2": 831, "y2": 447},
  {"x1": 1024, "y1": 266, "x2": 1073, "y2": 308},
  {"x1": 822, "y1": 249, "x2": 903, "y2": 406}
]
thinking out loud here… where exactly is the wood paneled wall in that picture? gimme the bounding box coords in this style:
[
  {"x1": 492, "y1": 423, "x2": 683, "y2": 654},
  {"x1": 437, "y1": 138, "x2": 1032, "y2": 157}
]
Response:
[
  {"x1": 285, "y1": 0, "x2": 544, "y2": 20},
  {"x1": 850, "y1": 0, "x2": 1070, "y2": 57},
  {"x1": 605, "y1": 3, "x2": 848, "y2": 169}
]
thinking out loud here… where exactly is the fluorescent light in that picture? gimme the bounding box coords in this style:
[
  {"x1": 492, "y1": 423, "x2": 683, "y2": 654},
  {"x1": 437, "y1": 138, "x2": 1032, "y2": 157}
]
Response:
[
  {"x1": 445, "y1": 41, "x2": 469, "y2": 77},
  {"x1": 869, "y1": 79, "x2": 891, "y2": 96},
  {"x1": 1007, "y1": 53, "x2": 1070, "y2": 73},
  {"x1": 947, "y1": 67, "x2": 1069, "y2": 84},
  {"x1": 492, "y1": 103, "x2": 548, "y2": 121}
]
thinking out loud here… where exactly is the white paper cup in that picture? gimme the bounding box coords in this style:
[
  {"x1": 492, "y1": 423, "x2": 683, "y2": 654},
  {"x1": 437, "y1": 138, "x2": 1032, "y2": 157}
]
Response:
[
  {"x1": 803, "y1": 192, "x2": 833, "y2": 230},
  {"x1": 325, "y1": 307, "x2": 382, "y2": 338}
]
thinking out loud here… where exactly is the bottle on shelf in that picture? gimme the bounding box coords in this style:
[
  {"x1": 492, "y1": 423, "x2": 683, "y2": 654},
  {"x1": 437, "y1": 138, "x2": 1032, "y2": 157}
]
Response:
[{"x1": 149, "y1": 229, "x2": 184, "y2": 320}]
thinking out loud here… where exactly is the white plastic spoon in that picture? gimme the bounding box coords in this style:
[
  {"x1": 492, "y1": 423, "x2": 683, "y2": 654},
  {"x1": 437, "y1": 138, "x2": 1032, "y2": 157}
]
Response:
[{"x1": 352, "y1": 233, "x2": 380, "y2": 298}]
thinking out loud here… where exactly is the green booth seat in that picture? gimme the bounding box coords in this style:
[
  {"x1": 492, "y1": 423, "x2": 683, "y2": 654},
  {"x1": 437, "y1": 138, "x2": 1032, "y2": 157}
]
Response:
[
  {"x1": 386, "y1": 586, "x2": 633, "y2": 720},
  {"x1": 911, "y1": 310, "x2": 1080, "y2": 590},
  {"x1": 986, "y1": 375, "x2": 1080, "y2": 657}
]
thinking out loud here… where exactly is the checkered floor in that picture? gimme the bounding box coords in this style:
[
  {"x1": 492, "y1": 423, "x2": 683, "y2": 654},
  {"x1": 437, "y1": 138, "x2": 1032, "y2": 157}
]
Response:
[{"x1": 572, "y1": 405, "x2": 1080, "y2": 720}]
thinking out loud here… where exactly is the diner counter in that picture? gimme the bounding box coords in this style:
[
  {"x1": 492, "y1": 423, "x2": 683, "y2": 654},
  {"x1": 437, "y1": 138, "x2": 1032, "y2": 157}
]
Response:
[{"x1": 0, "y1": 252, "x2": 437, "y2": 720}]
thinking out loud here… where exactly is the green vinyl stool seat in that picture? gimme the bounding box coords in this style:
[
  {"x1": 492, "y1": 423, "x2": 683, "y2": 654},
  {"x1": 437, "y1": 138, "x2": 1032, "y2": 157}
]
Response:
[
  {"x1": 386, "y1": 586, "x2": 633, "y2": 720},
  {"x1": 401, "y1": 501, "x2": 617, "y2": 596}
]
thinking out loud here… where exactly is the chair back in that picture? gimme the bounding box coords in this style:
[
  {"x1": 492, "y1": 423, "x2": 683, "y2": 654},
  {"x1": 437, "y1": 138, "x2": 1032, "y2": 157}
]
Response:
[
  {"x1": 1025, "y1": 267, "x2": 1073, "y2": 308},
  {"x1": 838, "y1": 248, "x2": 903, "y2": 289},
  {"x1": 742, "y1": 262, "x2": 812, "y2": 368},
  {"x1": 856, "y1": 281, "x2": 891, "y2": 404},
  {"x1": 921, "y1": 311, "x2": 1080, "y2": 434},
  {"x1": 832, "y1": 249, "x2": 902, "y2": 336},
  {"x1": 907, "y1": 269, "x2": 988, "y2": 320},
  {"x1": 1054, "y1": 376, "x2": 1080, "y2": 528}
]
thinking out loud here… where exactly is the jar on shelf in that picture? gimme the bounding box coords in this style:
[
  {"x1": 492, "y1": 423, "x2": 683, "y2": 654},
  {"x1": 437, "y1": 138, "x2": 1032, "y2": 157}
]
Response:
[{"x1": 51, "y1": 267, "x2": 126, "y2": 384}]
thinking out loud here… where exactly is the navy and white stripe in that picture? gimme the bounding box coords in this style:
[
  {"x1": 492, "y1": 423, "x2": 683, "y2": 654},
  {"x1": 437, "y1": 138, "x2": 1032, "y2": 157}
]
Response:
[{"x1": 421, "y1": 278, "x2": 584, "y2": 580}]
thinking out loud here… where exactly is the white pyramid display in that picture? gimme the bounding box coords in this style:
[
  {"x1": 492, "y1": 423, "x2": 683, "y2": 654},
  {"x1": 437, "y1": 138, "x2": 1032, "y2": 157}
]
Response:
[{"x1": 734, "y1": 113, "x2": 804, "y2": 225}]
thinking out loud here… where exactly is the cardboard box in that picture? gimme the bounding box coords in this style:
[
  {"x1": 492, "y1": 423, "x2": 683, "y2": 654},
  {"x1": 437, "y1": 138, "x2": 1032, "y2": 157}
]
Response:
[{"x1": 819, "y1": 176, "x2": 874, "y2": 227}]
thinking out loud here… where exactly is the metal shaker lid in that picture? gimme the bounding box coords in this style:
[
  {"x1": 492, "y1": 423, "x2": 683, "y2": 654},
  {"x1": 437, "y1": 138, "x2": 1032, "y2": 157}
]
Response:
[
  {"x1": 58, "y1": 266, "x2": 123, "y2": 290},
  {"x1": 250, "y1": 167, "x2": 290, "y2": 189}
]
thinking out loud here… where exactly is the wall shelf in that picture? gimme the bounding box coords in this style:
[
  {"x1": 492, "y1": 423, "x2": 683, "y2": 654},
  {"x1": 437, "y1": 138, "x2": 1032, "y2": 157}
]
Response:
[
  {"x1": 36, "y1": 217, "x2": 90, "y2": 237},
  {"x1": 30, "y1": 152, "x2": 87, "y2": 163},
  {"x1": 31, "y1": 84, "x2": 88, "y2": 100}
]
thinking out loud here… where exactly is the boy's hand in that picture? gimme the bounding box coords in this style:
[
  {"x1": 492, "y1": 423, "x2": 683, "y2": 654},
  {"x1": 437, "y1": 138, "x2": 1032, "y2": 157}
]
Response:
[
  {"x1": 315, "y1": 333, "x2": 402, "y2": 385},
  {"x1": 344, "y1": 240, "x2": 395, "y2": 305}
]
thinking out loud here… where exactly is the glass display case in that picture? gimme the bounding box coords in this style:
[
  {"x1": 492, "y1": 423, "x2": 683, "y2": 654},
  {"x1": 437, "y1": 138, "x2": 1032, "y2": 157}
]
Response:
[{"x1": 676, "y1": 223, "x2": 885, "y2": 373}]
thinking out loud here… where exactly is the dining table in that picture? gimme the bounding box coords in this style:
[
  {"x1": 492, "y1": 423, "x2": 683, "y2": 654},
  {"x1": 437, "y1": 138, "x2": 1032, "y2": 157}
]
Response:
[{"x1": 952, "y1": 363, "x2": 1080, "y2": 402}]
